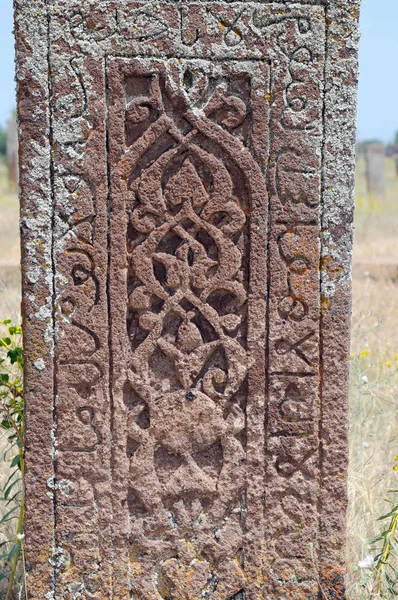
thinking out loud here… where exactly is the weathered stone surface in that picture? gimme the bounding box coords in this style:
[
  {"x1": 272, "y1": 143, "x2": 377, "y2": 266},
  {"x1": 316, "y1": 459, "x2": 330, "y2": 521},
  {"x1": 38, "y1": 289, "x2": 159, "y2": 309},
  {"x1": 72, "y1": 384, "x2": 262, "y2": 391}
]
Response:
[
  {"x1": 365, "y1": 142, "x2": 386, "y2": 197},
  {"x1": 15, "y1": 1, "x2": 360, "y2": 598}
]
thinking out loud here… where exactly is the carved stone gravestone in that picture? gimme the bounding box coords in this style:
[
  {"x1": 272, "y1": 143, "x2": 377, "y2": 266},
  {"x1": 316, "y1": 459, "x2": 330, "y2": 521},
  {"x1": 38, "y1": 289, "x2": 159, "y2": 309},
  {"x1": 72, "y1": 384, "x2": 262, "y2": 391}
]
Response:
[
  {"x1": 15, "y1": 1, "x2": 359, "y2": 598},
  {"x1": 365, "y1": 142, "x2": 386, "y2": 197}
]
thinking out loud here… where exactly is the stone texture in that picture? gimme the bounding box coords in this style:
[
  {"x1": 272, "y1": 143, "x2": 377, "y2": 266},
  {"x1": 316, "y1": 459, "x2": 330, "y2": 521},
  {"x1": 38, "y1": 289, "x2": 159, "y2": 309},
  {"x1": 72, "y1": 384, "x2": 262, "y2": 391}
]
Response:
[
  {"x1": 365, "y1": 142, "x2": 386, "y2": 197},
  {"x1": 15, "y1": 1, "x2": 360, "y2": 599}
]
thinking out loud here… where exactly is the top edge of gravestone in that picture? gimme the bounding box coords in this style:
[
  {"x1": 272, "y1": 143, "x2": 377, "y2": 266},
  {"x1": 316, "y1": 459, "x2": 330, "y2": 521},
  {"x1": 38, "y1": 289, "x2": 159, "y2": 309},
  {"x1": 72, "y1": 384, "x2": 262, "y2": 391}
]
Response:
[{"x1": 14, "y1": 0, "x2": 362, "y2": 7}]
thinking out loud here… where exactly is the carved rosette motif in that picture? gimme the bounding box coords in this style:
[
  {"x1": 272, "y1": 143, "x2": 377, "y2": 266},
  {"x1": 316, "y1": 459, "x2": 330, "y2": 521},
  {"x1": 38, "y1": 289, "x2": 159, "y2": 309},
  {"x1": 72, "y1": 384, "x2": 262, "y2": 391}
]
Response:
[{"x1": 44, "y1": 2, "x2": 334, "y2": 599}]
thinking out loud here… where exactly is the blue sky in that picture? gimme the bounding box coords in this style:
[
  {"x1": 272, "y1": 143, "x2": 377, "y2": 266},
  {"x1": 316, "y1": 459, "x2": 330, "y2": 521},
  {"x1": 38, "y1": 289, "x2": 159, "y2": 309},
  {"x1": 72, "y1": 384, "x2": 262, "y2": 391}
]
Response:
[
  {"x1": 0, "y1": 1, "x2": 15, "y2": 129},
  {"x1": 0, "y1": 0, "x2": 397, "y2": 142},
  {"x1": 358, "y1": 0, "x2": 398, "y2": 142}
]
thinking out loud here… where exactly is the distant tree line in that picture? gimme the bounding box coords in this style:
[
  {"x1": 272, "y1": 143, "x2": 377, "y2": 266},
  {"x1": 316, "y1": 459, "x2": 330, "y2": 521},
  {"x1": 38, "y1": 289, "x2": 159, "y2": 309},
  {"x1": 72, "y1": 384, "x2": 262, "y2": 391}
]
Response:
[{"x1": 356, "y1": 130, "x2": 398, "y2": 156}]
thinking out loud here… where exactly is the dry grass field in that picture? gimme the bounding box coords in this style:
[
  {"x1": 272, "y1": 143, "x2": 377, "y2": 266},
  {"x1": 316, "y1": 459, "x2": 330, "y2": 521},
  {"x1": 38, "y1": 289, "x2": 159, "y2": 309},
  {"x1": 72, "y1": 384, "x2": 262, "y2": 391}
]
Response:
[
  {"x1": 347, "y1": 157, "x2": 398, "y2": 598},
  {"x1": 0, "y1": 157, "x2": 398, "y2": 597}
]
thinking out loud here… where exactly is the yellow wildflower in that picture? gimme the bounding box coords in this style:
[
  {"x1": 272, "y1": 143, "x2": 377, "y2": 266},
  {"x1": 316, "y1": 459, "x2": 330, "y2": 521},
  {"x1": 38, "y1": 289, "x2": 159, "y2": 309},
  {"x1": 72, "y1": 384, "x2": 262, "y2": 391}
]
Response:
[
  {"x1": 359, "y1": 350, "x2": 371, "y2": 358},
  {"x1": 385, "y1": 361, "x2": 392, "y2": 368}
]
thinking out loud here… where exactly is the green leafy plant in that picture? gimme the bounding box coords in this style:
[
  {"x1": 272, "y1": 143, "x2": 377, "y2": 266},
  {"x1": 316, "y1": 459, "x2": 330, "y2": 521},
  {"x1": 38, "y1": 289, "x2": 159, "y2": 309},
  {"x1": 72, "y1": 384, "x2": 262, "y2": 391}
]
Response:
[
  {"x1": 364, "y1": 457, "x2": 398, "y2": 598},
  {"x1": 0, "y1": 319, "x2": 25, "y2": 599}
]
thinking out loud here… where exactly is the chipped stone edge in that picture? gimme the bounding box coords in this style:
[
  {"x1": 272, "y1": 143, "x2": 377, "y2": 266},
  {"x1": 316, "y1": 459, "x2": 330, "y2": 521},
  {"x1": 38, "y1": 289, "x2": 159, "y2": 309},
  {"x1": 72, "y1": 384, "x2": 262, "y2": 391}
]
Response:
[
  {"x1": 319, "y1": 0, "x2": 360, "y2": 595},
  {"x1": 14, "y1": 0, "x2": 56, "y2": 597}
]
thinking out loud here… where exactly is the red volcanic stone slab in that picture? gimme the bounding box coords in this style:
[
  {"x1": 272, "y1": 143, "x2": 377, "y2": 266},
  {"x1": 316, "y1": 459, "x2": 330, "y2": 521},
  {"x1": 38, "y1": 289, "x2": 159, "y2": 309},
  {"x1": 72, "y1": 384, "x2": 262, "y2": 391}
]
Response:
[{"x1": 15, "y1": 1, "x2": 360, "y2": 598}]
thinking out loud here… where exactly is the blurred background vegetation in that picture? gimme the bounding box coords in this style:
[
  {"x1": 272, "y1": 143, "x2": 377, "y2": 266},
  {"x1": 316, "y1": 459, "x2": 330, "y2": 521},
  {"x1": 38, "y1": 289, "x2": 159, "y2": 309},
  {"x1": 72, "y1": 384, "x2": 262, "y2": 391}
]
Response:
[{"x1": 346, "y1": 148, "x2": 398, "y2": 598}]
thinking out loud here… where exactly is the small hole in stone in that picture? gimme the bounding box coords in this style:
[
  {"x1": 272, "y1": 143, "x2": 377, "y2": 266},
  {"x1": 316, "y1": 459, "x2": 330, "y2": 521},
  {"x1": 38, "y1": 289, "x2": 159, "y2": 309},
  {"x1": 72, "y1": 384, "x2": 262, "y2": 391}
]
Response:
[
  {"x1": 179, "y1": 298, "x2": 195, "y2": 312},
  {"x1": 183, "y1": 69, "x2": 194, "y2": 89},
  {"x1": 135, "y1": 406, "x2": 150, "y2": 429},
  {"x1": 126, "y1": 438, "x2": 140, "y2": 458},
  {"x1": 188, "y1": 247, "x2": 195, "y2": 266},
  {"x1": 153, "y1": 259, "x2": 167, "y2": 284},
  {"x1": 151, "y1": 296, "x2": 165, "y2": 314}
]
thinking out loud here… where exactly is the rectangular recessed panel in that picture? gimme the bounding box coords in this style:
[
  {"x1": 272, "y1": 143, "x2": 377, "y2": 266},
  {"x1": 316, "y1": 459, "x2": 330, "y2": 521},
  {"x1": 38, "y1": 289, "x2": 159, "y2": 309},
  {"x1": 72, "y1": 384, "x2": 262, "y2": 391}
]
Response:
[{"x1": 108, "y1": 57, "x2": 268, "y2": 599}]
